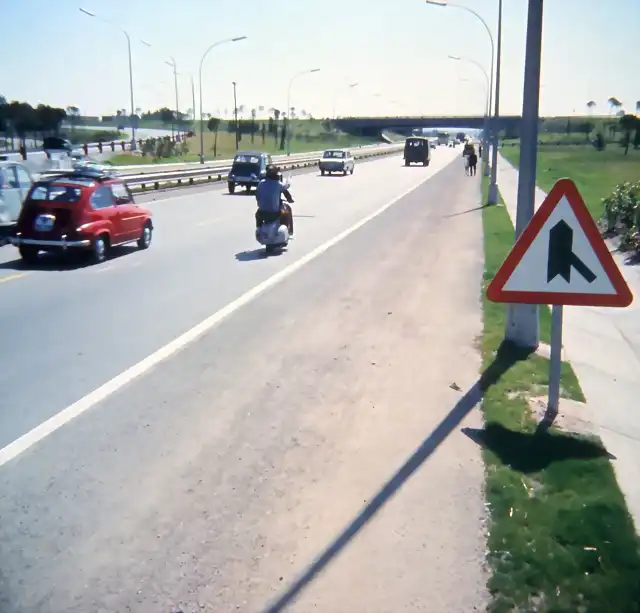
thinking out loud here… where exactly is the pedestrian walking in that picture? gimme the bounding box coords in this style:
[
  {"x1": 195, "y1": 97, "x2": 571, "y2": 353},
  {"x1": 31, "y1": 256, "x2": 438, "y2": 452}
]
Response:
[{"x1": 468, "y1": 150, "x2": 478, "y2": 176}]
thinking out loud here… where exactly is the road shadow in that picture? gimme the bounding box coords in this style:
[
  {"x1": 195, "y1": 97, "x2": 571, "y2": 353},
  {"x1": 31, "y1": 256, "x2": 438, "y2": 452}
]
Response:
[
  {"x1": 0, "y1": 245, "x2": 138, "y2": 272},
  {"x1": 624, "y1": 252, "x2": 640, "y2": 266},
  {"x1": 260, "y1": 340, "x2": 532, "y2": 613},
  {"x1": 461, "y1": 422, "x2": 615, "y2": 473},
  {"x1": 235, "y1": 248, "x2": 280, "y2": 262},
  {"x1": 442, "y1": 204, "x2": 491, "y2": 219},
  {"x1": 224, "y1": 190, "x2": 254, "y2": 197}
]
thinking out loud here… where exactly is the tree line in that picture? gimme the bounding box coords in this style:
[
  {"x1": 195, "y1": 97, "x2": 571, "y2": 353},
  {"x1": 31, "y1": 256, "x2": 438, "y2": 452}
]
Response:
[{"x1": 0, "y1": 95, "x2": 68, "y2": 144}]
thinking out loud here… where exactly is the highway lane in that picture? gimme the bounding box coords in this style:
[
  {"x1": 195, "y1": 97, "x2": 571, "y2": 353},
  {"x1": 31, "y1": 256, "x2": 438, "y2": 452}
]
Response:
[
  {"x1": 0, "y1": 147, "x2": 460, "y2": 452},
  {"x1": 0, "y1": 150, "x2": 486, "y2": 613}
]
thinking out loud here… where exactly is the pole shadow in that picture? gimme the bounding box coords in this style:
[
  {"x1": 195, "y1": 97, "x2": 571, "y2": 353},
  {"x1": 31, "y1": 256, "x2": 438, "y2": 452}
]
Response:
[
  {"x1": 260, "y1": 341, "x2": 532, "y2": 613},
  {"x1": 442, "y1": 204, "x2": 491, "y2": 219}
]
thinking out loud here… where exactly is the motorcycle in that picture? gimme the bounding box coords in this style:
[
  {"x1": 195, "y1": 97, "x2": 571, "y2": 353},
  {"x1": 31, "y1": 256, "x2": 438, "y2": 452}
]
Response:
[{"x1": 255, "y1": 173, "x2": 293, "y2": 254}]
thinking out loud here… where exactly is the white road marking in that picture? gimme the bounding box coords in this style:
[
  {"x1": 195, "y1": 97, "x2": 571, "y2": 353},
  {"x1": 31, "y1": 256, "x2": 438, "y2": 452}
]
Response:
[{"x1": 0, "y1": 165, "x2": 446, "y2": 469}]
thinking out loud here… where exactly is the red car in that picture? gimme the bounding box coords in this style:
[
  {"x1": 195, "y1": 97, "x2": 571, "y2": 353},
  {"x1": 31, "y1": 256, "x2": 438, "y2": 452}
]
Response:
[{"x1": 10, "y1": 168, "x2": 153, "y2": 264}]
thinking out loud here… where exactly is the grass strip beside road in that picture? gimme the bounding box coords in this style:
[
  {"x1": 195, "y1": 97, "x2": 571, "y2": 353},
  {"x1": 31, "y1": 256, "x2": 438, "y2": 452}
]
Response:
[
  {"x1": 480, "y1": 174, "x2": 640, "y2": 612},
  {"x1": 108, "y1": 129, "x2": 379, "y2": 166},
  {"x1": 501, "y1": 144, "x2": 640, "y2": 220}
]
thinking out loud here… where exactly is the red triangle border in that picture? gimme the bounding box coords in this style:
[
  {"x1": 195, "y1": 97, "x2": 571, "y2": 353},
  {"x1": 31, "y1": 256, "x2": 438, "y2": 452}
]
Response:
[{"x1": 486, "y1": 178, "x2": 633, "y2": 307}]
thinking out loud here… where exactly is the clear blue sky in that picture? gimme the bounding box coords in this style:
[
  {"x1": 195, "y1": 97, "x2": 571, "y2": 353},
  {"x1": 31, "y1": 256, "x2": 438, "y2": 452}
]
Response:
[{"x1": 1, "y1": 0, "x2": 638, "y2": 119}]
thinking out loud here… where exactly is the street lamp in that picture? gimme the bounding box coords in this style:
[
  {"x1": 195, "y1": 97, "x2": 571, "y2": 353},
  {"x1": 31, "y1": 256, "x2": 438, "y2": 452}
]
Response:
[
  {"x1": 198, "y1": 36, "x2": 248, "y2": 163},
  {"x1": 165, "y1": 57, "x2": 179, "y2": 138},
  {"x1": 449, "y1": 55, "x2": 491, "y2": 173},
  {"x1": 286, "y1": 68, "x2": 321, "y2": 156},
  {"x1": 424, "y1": 0, "x2": 502, "y2": 203},
  {"x1": 79, "y1": 7, "x2": 150, "y2": 151},
  {"x1": 333, "y1": 82, "x2": 359, "y2": 119}
]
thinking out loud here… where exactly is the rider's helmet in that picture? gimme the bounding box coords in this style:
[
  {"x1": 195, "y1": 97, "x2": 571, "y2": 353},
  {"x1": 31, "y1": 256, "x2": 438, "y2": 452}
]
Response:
[{"x1": 266, "y1": 165, "x2": 280, "y2": 180}]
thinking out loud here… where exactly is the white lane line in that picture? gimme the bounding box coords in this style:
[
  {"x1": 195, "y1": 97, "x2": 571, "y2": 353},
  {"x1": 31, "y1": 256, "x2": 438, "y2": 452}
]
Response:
[{"x1": 0, "y1": 162, "x2": 450, "y2": 469}]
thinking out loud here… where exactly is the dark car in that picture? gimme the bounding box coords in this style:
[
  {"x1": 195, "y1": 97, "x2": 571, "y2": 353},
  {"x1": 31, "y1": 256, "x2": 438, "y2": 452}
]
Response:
[
  {"x1": 404, "y1": 136, "x2": 432, "y2": 166},
  {"x1": 227, "y1": 151, "x2": 273, "y2": 194},
  {"x1": 10, "y1": 166, "x2": 153, "y2": 264},
  {"x1": 42, "y1": 136, "x2": 73, "y2": 152}
]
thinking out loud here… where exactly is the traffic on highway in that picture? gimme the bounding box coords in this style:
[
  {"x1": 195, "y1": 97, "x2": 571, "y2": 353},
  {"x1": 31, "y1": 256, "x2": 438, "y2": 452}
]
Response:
[
  {"x1": 0, "y1": 143, "x2": 475, "y2": 612},
  {"x1": 6, "y1": 0, "x2": 632, "y2": 610}
]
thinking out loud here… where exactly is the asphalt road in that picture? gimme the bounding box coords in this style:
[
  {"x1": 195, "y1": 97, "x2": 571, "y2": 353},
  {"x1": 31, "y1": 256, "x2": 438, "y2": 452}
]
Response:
[{"x1": 0, "y1": 147, "x2": 488, "y2": 612}]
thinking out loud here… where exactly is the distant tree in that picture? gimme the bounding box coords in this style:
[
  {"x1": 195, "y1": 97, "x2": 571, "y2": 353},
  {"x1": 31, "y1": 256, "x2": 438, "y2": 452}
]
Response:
[
  {"x1": 273, "y1": 109, "x2": 281, "y2": 145},
  {"x1": 159, "y1": 107, "x2": 175, "y2": 129},
  {"x1": 586, "y1": 100, "x2": 596, "y2": 114},
  {"x1": 608, "y1": 97, "x2": 622, "y2": 115},
  {"x1": 636, "y1": 100, "x2": 640, "y2": 114},
  {"x1": 207, "y1": 116, "x2": 221, "y2": 157},
  {"x1": 582, "y1": 120, "x2": 594, "y2": 141},
  {"x1": 250, "y1": 108, "x2": 257, "y2": 143},
  {"x1": 261, "y1": 122, "x2": 266, "y2": 144},
  {"x1": 279, "y1": 116, "x2": 287, "y2": 150},
  {"x1": 619, "y1": 113, "x2": 639, "y2": 155},
  {"x1": 66, "y1": 105, "x2": 80, "y2": 133},
  {"x1": 0, "y1": 95, "x2": 8, "y2": 133}
]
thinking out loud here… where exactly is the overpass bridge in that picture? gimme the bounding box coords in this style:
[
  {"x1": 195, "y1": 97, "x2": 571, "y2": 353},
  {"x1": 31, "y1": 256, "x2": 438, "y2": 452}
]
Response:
[{"x1": 333, "y1": 115, "x2": 521, "y2": 137}]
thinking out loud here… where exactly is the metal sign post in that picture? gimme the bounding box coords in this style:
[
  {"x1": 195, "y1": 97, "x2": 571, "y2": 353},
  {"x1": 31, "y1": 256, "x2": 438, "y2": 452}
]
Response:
[
  {"x1": 544, "y1": 304, "x2": 563, "y2": 428},
  {"x1": 487, "y1": 178, "x2": 633, "y2": 429}
]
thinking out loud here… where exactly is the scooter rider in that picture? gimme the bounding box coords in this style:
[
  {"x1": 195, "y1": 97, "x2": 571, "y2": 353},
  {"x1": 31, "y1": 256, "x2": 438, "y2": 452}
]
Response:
[{"x1": 255, "y1": 165, "x2": 295, "y2": 238}]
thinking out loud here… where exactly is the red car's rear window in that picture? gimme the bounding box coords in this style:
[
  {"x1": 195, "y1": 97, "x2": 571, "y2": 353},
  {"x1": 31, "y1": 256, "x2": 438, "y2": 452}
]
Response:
[{"x1": 28, "y1": 181, "x2": 91, "y2": 203}]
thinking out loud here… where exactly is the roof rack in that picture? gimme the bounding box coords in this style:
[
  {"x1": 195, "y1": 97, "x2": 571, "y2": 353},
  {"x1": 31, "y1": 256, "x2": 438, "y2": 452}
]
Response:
[{"x1": 39, "y1": 166, "x2": 120, "y2": 183}]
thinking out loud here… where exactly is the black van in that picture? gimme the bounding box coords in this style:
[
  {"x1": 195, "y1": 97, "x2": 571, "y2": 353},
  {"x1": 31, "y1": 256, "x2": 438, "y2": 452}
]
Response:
[
  {"x1": 404, "y1": 136, "x2": 432, "y2": 166},
  {"x1": 42, "y1": 137, "x2": 73, "y2": 152}
]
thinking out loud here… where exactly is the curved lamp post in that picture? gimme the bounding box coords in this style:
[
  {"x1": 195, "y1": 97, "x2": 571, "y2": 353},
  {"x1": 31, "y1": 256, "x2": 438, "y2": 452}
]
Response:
[
  {"x1": 198, "y1": 36, "x2": 248, "y2": 163},
  {"x1": 286, "y1": 68, "x2": 321, "y2": 156},
  {"x1": 425, "y1": 0, "x2": 502, "y2": 201},
  {"x1": 449, "y1": 55, "x2": 491, "y2": 172},
  {"x1": 79, "y1": 7, "x2": 151, "y2": 151}
]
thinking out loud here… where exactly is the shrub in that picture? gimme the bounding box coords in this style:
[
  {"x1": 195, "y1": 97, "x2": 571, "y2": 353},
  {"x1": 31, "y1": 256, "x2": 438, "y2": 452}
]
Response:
[{"x1": 601, "y1": 181, "x2": 640, "y2": 251}]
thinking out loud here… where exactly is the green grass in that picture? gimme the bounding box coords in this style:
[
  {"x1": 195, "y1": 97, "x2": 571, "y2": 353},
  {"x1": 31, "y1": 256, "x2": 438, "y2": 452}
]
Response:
[
  {"x1": 107, "y1": 127, "x2": 378, "y2": 166},
  {"x1": 501, "y1": 144, "x2": 640, "y2": 220},
  {"x1": 64, "y1": 128, "x2": 125, "y2": 145},
  {"x1": 480, "y1": 172, "x2": 640, "y2": 612}
]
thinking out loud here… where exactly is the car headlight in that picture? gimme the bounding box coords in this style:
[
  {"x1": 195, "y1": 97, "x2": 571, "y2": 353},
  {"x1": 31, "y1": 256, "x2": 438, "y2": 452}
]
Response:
[{"x1": 251, "y1": 173, "x2": 257, "y2": 179}]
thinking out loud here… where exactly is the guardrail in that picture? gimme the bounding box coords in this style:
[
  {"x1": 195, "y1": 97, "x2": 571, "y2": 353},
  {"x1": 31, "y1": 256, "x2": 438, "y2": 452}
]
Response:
[{"x1": 39, "y1": 143, "x2": 404, "y2": 192}]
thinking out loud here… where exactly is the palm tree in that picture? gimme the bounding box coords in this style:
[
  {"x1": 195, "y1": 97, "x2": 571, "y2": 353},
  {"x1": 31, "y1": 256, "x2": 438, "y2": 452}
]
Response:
[
  {"x1": 608, "y1": 97, "x2": 622, "y2": 115},
  {"x1": 66, "y1": 105, "x2": 80, "y2": 134}
]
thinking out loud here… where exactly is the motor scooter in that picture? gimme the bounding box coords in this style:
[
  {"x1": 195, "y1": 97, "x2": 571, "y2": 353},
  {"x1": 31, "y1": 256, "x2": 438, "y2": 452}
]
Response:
[{"x1": 255, "y1": 173, "x2": 293, "y2": 254}]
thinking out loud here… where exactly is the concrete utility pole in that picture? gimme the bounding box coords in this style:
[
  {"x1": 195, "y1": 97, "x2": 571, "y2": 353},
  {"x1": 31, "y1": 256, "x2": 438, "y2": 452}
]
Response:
[{"x1": 504, "y1": 0, "x2": 544, "y2": 349}]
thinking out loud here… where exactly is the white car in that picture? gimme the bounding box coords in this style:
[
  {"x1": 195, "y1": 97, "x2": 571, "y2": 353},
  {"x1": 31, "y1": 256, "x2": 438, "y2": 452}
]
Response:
[
  {"x1": 318, "y1": 148, "x2": 355, "y2": 176},
  {"x1": 0, "y1": 161, "x2": 35, "y2": 241}
]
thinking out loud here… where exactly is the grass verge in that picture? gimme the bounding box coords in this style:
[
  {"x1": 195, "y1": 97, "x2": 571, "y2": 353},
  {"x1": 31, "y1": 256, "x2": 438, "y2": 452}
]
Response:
[
  {"x1": 501, "y1": 144, "x2": 640, "y2": 220},
  {"x1": 480, "y1": 172, "x2": 640, "y2": 612}
]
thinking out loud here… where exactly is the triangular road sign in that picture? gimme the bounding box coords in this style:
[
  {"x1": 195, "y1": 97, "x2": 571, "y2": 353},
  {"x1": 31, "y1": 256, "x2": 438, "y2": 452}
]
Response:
[{"x1": 487, "y1": 178, "x2": 633, "y2": 307}]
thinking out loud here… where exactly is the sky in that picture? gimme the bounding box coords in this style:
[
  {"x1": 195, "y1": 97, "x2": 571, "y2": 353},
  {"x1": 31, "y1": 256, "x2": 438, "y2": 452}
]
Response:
[{"x1": 1, "y1": 0, "x2": 639, "y2": 119}]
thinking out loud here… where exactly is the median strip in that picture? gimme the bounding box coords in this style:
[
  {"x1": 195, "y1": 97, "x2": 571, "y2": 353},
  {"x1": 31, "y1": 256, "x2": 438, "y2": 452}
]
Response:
[{"x1": 38, "y1": 144, "x2": 404, "y2": 193}]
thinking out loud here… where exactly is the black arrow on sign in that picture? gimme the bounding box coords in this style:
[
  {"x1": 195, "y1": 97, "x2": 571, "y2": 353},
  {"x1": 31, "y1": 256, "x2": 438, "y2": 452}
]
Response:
[{"x1": 547, "y1": 220, "x2": 597, "y2": 283}]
